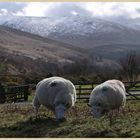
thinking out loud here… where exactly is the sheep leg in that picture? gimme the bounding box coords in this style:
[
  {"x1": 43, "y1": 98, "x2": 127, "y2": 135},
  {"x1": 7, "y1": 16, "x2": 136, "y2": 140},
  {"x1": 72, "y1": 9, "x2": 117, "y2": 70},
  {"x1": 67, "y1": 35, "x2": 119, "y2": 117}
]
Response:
[
  {"x1": 121, "y1": 106, "x2": 126, "y2": 116},
  {"x1": 114, "y1": 108, "x2": 120, "y2": 117},
  {"x1": 72, "y1": 106, "x2": 79, "y2": 118},
  {"x1": 107, "y1": 111, "x2": 113, "y2": 126},
  {"x1": 33, "y1": 106, "x2": 40, "y2": 117},
  {"x1": 33, "y1": 95, "x2": 40, "y2": 118}
]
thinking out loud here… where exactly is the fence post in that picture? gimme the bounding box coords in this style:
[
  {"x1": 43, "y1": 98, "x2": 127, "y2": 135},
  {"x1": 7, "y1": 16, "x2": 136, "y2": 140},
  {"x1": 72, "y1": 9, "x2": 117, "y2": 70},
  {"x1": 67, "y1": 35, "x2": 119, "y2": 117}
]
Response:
[
  {"x1": 0, "y1": 83, "x2": 6, "y2": 103},
  {"x1": 79, "y1": 85, "x2": 81, "y2": 100},
  {"x1": 92, "y1": 83, "x2": 94, "y2": 89},
  {"x1": 23, "y1": 86, "x2": 29, "y2": 101}
]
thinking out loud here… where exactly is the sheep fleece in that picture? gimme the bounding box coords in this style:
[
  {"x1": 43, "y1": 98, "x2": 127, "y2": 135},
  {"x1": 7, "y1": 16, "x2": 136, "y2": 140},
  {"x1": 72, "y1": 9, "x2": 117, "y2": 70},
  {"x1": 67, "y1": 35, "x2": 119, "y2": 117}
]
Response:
[
  {"x1": 33, "y1": 77, "x2": 76, "y2": 110},
  {"x1": 89, "y1": 80, "x2": 126, "y2": 110}
]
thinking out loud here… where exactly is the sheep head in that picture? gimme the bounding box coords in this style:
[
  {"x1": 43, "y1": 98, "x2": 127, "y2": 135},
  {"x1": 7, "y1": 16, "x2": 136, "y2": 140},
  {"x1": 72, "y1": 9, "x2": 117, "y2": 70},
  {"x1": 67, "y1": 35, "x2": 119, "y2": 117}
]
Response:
[
  {"x1": 54, "y1": 93, "x2": 72, "y2": 120},
  {"x1": 89, "y1": 92, "x2": 109, "y2": 118}
]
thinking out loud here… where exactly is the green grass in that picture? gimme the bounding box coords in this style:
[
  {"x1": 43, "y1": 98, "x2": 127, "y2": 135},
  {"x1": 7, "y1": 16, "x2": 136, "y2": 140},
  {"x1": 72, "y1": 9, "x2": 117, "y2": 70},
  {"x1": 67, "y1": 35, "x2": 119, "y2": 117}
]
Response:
[{"x1": 0, "y1": 100, "x2": 140, "y2": 138}]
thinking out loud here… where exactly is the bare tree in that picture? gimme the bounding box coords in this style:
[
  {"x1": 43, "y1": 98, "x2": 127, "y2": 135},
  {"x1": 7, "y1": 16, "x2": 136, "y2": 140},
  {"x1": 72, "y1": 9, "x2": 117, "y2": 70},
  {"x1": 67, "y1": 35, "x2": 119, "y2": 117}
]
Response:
[{"x1": 119, "y1": 51, "x2": 140, "y2": 82}]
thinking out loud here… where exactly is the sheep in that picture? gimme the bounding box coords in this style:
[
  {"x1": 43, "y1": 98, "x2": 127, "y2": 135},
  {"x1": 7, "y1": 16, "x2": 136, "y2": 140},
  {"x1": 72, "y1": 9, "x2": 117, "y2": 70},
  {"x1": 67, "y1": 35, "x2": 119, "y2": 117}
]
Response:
[
  {"x1": 89, "y1": 80, "x2": 126, "y2": 119},
  {"x1": 33, "y1": 76, "x2": 76, "y2": 121}
]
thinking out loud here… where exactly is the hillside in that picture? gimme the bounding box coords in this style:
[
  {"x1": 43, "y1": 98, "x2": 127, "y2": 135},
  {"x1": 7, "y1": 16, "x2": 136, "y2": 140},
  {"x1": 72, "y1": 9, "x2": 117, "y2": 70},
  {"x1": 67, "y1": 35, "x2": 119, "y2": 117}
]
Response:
[
  {"x1": 1, "y1": 16, "x2": 140, "y2": 61},
  {"x1": 1, "y1": 16, "x2": 140, "y2": 46},
  {"x1": 0, "y1": 25, "x2": 87, "y2": 74}
]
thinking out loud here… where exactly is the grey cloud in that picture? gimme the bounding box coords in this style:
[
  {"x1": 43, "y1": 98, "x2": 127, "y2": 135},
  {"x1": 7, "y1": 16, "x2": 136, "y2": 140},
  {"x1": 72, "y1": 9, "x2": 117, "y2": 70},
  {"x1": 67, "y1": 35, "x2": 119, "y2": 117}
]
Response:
[
  {"x1": 0, "y1": 3, "x2": 27, "y2": 14},
  {"x1": 0, "y1": 2, "x2": 92, "y2": 17},
  {"x1": 0, "y1": 2, "x2": 140, "y2": 23},
  {"x1": 136, "y1": 8, "x2": 140, "y2": 13},
  {"x1": 44, "y1": 3, "x2": 92, "y2": 17}
]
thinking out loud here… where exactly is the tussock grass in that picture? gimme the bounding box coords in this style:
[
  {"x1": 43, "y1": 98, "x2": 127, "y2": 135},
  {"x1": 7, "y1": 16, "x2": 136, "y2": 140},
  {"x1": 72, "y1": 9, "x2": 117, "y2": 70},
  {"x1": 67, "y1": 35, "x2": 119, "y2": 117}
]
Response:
[{"x1": 0, "y1": 100, "x2": 139, "y2": 138}]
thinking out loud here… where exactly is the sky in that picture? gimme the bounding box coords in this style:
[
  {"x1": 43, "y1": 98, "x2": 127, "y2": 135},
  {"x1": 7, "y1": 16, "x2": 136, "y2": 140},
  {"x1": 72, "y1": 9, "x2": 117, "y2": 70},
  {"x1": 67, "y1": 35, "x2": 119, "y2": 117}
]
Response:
[{"x1": 0, "y1": 2, "x2": 140, "y2": 20}]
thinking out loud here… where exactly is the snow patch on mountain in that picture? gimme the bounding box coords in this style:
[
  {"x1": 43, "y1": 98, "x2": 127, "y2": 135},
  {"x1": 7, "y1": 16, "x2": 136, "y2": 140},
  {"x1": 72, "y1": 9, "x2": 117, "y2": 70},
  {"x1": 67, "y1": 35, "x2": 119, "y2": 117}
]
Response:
[{"x1": 0, "y1": 15, "x2": 129, "y2": 38}]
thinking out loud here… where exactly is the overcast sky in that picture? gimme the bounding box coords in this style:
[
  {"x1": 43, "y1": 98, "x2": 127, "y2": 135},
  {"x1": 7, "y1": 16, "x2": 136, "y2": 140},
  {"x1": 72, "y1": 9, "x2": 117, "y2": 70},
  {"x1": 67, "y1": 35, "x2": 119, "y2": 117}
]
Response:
[{"x1": 0, "y1": 2, "x2": 140, "y2": 20}]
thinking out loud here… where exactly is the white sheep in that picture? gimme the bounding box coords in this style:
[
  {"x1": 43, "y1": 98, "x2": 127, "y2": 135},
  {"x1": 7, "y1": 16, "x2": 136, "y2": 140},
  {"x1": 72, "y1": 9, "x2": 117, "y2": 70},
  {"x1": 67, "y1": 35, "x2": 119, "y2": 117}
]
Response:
[
  {"x1": 33, "y1": 76, "x2": 76, "y2": 120},
  {"x1": 89, "y1": 80, "x2": 126, "y2": 118}
]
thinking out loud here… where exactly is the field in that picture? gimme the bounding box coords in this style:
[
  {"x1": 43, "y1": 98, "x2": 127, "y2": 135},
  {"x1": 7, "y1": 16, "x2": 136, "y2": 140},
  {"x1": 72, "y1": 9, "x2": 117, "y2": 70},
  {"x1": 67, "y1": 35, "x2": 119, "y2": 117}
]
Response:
[{"x1": 0, "y1": 100, "x2": 140, "y2": 138}]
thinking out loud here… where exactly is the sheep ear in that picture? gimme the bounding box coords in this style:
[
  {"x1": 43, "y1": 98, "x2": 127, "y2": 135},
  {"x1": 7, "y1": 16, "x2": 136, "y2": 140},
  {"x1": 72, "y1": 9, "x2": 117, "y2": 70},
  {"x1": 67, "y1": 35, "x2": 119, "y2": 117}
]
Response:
[
  {"x1": 65, "y1": 102, "x2": 69, "y2": 107},
  {"x1": 87, "y1": 103, "x2": 91, "y2": 107}
]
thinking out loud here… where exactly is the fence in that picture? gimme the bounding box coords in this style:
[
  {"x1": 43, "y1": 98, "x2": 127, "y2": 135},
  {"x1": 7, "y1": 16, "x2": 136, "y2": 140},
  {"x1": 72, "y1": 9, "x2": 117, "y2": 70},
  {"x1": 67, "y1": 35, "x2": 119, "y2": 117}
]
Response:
[
  {"x1": 0, "y1": 81, "x2": 140, "y2": 103},
  {"x1": 0, "y1": 85, "x2": 29, "y2": 103},
  {"x1": 75, "y1": 81, "x2": 140, "y2": 100}
]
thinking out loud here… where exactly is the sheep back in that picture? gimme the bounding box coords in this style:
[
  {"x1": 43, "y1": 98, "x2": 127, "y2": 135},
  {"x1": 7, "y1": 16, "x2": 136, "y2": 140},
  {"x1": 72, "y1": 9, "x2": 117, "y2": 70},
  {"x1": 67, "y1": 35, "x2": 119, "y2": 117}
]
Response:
[
  {"x1": 89, "y1": 80, "x2": 126, "y2": 110},
  {"x1": 35, "y1": 76, "x2": 76, "y2": 110}
]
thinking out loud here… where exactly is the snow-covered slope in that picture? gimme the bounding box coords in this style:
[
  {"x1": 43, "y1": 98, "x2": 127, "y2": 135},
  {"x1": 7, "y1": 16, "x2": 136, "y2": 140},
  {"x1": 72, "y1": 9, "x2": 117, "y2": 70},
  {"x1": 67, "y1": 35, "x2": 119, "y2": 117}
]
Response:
[
  {"x1": 1, "y1": 15, "x2": 140, "y2": 64},
  {"x1": 0, "y1": 15, "x2": 125, "y2": 36},
  {"x1": 1, "y1": 15, "x2": 140, "y2": 49}
]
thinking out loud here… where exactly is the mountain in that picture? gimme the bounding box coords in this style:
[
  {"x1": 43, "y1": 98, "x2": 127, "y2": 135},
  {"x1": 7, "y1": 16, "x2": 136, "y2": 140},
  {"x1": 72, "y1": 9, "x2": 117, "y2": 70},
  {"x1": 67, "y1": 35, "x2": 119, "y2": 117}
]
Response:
[
  {"x1": 0, "y1": 25, "x2": 87, "y2": 74},
  {"x1": 0, "y1": 15, "x2": 140, "y2": 59},
  {"x1": 112, "y1": 17, "x2": 140, "y2": 31},
  {"x1": 1, "y1": 16, "x2": 140, "y2": 45},
  {"x1": 0, "y1": 15, "x2": 140, "y2": 74}
]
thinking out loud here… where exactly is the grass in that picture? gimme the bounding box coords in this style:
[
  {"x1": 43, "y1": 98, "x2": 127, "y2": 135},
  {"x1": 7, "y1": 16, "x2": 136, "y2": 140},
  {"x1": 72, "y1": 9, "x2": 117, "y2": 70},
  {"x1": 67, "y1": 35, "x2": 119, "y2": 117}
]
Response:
[{"x1": 0, "y1": 100, "x2": 140, "y2": 138}]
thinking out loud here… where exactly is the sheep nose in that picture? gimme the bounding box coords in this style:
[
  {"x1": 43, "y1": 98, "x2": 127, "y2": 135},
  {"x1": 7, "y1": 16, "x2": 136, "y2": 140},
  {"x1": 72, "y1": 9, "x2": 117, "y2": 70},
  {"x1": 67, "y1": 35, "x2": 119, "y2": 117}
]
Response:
[
  {"x1": 56, "y1": 117, "x2": 66, "y2": 122},
  {"x1": 55, "y1": 105, "x2": 66, "y2": 120},
  {"x1": 59, "y1": 117, "x2": 66, "y2": 122}
]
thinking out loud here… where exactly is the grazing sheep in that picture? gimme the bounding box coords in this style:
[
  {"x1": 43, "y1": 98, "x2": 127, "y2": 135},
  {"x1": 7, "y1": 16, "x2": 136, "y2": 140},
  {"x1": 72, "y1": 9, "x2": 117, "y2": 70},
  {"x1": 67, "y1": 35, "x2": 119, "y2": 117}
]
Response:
[
  {"x1": 89, "y1": 80, "x2": 126, "y2": 118},
  {"x1": 33, "y1": 76, "x2": 76, "y2": 120}
]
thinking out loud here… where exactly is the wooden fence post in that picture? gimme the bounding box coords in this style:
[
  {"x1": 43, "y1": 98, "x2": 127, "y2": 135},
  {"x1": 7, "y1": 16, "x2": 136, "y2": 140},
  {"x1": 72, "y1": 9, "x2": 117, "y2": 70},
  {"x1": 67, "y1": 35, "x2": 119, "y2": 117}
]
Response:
[
  {"x1": 92, "y1": 83, "x2": 94, "y2": 89},
  {"x1": 0, "y1": 83, "x2": 6, "y2": 103},
  {"x1": 79, "y1": 85, "x2": 81, "y2": 100},
  {"x1": 23, "y1": 86, "x2": 29, "y2": 101}
]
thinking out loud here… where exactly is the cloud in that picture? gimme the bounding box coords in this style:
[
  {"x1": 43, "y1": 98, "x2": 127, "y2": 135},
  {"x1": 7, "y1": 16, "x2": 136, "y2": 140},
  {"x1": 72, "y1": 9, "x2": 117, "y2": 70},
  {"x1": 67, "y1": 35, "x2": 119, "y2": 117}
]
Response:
[
  {"x1": 0, "y1": 3, "x2": 83, "y2": 17},
  {"x1": 44, "y1": 3, "x2": 91, "y2": 17},
  {"x1": 1, "y1": 2, "x2": 140, "y2": 20},
  {"x1": 71, "y1": 11, "x2": 78, "y2": 16},
  {"x1": 0, "y1": 8, "x2": 8, "y2": 15},
  {"x1": 82, "y1": 2, "x2": 140, "y2": 19},
  {"x1": 14, "y1": 3, "x2": 52, "y2": 17},
  {"x1": 12, "y1": 3, "x2": 91, "y2": 17},
  {"x1": 0, "y1": 3, "x2": 26, "y2": 14}
]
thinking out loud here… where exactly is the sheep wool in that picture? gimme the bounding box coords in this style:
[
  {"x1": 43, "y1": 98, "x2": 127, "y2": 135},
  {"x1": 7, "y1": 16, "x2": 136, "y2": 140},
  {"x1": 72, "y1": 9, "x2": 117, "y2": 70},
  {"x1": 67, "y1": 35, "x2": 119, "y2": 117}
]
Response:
[
  {"x1": 89, "y1": 80, "x2": 126, "y2": 118},
  {"x1": 33, "y1": 76, "x2": 76, "y2": 120}
]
